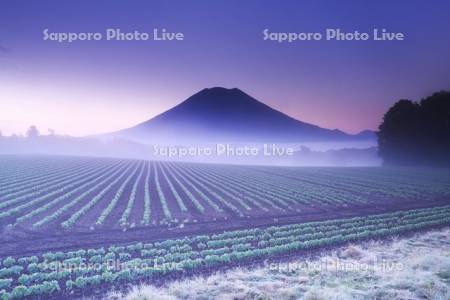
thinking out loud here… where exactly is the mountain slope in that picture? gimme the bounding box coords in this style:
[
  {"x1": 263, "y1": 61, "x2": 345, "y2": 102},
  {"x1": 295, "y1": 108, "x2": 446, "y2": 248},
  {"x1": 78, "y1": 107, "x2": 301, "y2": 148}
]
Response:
[{"x1": 111, "y1": 87, "x2": 372, "y2": 144}]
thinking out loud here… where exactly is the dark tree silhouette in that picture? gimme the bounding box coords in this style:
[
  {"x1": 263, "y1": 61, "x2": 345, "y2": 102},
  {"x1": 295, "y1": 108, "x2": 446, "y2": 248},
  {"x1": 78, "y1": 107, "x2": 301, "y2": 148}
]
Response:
[
  {"x1": 26, "y1": 125, "x2": 40, "y2": 138},
  {"x1": 377, "y1": 91, "x2": 450, "y2": 166}
]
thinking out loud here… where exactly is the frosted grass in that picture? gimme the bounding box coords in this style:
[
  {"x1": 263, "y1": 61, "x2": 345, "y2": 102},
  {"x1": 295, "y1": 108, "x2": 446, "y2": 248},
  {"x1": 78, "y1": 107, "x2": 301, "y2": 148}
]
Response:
[{"x1": 107, "y1": 228, "x2": 450, "y2": 300}]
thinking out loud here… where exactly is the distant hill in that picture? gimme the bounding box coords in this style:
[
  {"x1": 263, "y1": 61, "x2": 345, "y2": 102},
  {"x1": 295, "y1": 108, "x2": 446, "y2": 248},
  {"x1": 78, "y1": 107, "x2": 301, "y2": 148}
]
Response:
[
  {"x1": 354, "y1": 130, "x2": 377, "y2": 140},
  {"x1": 108, "y1": 87, "x2": 375, "y2": 144}
]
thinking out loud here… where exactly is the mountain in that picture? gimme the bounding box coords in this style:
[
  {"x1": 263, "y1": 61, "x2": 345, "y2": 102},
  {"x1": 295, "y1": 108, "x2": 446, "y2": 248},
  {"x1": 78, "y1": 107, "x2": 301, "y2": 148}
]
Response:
[
  {"x1": 109, "y1": 87, "x2": 374, "y2": 145},
  {"x1": 354, "y1": 130, "x2": 377, "y2": 140}
]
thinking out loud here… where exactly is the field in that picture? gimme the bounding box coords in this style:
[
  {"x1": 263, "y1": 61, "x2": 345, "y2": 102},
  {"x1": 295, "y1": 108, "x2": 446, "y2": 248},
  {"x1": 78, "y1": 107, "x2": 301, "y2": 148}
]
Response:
[
  {"x1": 0, "y1": 155, "x2": 449, "y2": 299},
  {"x1": 108, "y1": 228, "x2": 450, "y2": 300}
]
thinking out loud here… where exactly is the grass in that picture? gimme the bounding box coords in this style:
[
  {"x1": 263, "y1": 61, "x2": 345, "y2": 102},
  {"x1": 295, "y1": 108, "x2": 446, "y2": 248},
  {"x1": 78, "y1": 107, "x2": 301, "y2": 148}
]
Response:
[{"x1": 107, "y1": 228, "x2": 450, "y2": 300}]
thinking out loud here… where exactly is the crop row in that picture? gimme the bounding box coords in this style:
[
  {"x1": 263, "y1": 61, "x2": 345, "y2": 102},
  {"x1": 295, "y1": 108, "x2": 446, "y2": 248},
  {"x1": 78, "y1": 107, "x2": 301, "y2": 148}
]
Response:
[
  {"x1": 2, "y1": 157, "x2": 450, "y2": 231},
  {"x1": 0, "y1": 205, "x2": 449, "y2": 299}
]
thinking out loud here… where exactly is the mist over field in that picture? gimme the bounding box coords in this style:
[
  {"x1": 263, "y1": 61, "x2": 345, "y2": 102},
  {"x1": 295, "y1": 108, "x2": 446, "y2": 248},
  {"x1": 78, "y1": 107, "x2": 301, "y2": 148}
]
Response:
[
  {"x1": 0, "y1": 136, "x2": 380, "y2": 166},
  {"x1": 0, "y1": 87, "x2": 379, "y2": 166}
]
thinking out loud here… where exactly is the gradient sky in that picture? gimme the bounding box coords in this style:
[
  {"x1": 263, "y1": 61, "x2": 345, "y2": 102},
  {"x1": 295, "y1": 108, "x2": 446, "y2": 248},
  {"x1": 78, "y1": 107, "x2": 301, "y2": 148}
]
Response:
[{"x1": 1, "y1": 0, "x2": 450, "y2": 136}]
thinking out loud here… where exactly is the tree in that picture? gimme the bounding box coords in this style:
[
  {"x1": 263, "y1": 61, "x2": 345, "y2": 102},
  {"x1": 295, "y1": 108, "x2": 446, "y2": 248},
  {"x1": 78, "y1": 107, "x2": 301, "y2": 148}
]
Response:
[
  {"x1": 377, "y1": 91, "x2": 450, "y2": 166},
  {"x1": 419, "y1": 91, "x2": 450, "y2": 165},
  {"x1": 377, "y1": 99, "x2": 420, "y2": 165},
  {"x1": 26, "y1": 125, "x2": 40, "y2": 138}
]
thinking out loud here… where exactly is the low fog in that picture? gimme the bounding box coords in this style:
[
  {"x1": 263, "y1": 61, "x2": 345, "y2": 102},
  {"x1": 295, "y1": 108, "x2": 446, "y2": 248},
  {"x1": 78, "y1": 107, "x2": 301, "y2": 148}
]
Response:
[{"x1": 0, "y1": 128, "x2": 380, "y2": 166}]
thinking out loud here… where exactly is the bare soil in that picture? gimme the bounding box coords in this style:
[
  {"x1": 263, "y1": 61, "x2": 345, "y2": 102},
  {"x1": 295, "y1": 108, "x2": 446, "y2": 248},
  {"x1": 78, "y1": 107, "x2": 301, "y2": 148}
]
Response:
[{"x1": 1, "y1": 196, "x2": 449, "y2": 258}]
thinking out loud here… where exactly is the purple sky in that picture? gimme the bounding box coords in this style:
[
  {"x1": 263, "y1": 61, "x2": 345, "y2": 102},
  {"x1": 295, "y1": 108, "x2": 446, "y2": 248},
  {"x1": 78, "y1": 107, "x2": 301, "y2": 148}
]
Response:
[{"x1": 1, "y1": 0, "x2": 450, "y2": 136}]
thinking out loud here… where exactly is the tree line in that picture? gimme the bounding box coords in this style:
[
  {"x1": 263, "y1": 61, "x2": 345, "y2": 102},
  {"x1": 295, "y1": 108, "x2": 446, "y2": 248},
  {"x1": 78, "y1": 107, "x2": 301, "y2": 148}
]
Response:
[{"x1": 377, "y1": 91, "x2": 450, "y2": 166}]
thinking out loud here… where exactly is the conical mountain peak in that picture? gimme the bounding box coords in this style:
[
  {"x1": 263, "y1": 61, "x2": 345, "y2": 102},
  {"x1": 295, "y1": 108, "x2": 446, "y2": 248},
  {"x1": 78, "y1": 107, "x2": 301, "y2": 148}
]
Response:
[{"x1": 112, "y1": 87, "x2": 364, "y2": 144}]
